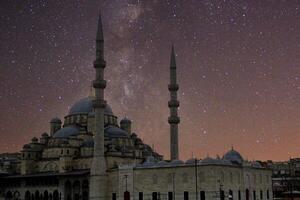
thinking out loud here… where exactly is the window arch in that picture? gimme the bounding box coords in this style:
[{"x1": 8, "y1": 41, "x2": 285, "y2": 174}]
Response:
[
  {"x1": 25, "y1": 191, "x2": 31, "y2": 200},
  {"x1": 245, "y1": 189, "x2": 250, "y2": 200},
  {"x1": 229, "y1": 190, "x2": 233, "y2": 200}
]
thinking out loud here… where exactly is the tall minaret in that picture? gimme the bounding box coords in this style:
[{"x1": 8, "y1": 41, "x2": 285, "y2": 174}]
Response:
[
  {"x1": 168, "y1": 45, "x2": 180, "y2": 160},
  {"x1": 90, "y1": 13, "x2": 107, "y2": 200}
]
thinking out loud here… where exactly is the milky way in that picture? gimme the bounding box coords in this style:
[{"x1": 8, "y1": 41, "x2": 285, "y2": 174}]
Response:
[{"x1": 0, "y1": 0, "x2": 300, "y2": 161}]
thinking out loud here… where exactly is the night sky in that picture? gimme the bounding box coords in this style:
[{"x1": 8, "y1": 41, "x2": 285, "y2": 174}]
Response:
[{"x1": 0, "y1": 0, "x2": 299, "y2": 161}]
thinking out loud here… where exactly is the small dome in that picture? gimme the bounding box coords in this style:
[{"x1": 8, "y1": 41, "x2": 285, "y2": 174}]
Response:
[
  {"x1": 53, "y1": 126, "x2": 80, "y2": 138},
  {"x1": 252, "y1": 161, "x2": 262, "y2": 168},
  {"x1": 186, "y1": 158, "x2": 198, "y2": 164},
  {"x1": 23, "y1": 144, "x2": 31, "y2": 149},
  {"x1": 157, "y1": 160, "x2": 168, "y2": 166},
  {"x1": 31, "y1": 137, "x2": 38, "y2": 143},
  {"x1": 131, "y1": 133, "x2": 137, "y2": 138},
  {"x1": 170, "y1": 159, "x2": 184, "y2": 165},
  {"x1": 120, "y1": 117, "x2": 131, "y2": 124},
  {"x1": 50, "y1": 117, "x2": 61, "y2": 123},
  {"x1": 68, "y1": 97, "x2": 113, "y2": 116},
  {"x1": 143, "y1": 156, "x2": 157, "y2": 166},
  {"x1": 201, "y1": 157, "x2": 220, "y2": 165},
  {"x1": 223, "y1": 149, "x2": 244, "y2": 165},
  {"x1": 41, "y1": 132, "x2": 49, "y2": 137},
  {"x1": 105, "y1": 126, "x2": 128, "y2": 138}
]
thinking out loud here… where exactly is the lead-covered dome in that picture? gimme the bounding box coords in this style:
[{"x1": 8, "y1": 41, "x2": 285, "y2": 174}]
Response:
[
  {"x1": 68, "y1": 97, "x2": 114, "y2": 116},
  {"x1": 105, "y1": 126, "x2": 128, "y2": 138},
  {"x1": 223, "y1": 149, "x2": 243, "y2": 165},
  {"x1": 53, "y1": 126, "x2": 80, "y2": 138}
]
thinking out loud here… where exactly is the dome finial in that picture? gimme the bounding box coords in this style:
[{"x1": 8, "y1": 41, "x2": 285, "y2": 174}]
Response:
[{"x1": 95, "y1": 10, "x2": 104, "y2": 61}]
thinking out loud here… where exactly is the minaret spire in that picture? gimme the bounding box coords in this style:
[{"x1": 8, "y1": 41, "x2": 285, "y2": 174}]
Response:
[
  {"x1": 168, "y1": 44, "x2": 180, "y2": 160},
  {"x1": 90, "y1": 11, "x2": 107, "y2": 200},
  {"x1": 96, "y1": 14, "x2": 104, "y2": 61}
]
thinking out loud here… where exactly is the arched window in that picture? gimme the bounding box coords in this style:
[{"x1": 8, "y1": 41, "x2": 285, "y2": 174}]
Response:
[
  {"x1": 35, "y1": 191, "x2": 40, "y2": 200},
  {"x1": 168, "y1": 192, "x2": 173, "y2": 200},
  {"x1": 25, "y1": 191, "x2": 31, "y2": 200},
  {"x1": 64, "y1": 180, "x2": 72, "y2": 200},
  {"x1": 53, "y1": 191, "x2": 59, "y2": 200},
  {"x1": 6, "y1": 191, "x2": 13, "y2": 200},
  {"x1": 43, "y1": 191, "x2": 48, "y2": 200},
  {"x1": 73, "y1": 181, "x2": 80, "y2": 200},
  {"x1": 245, "y1": 189, "x2": 249, "y2": 200},
  {"x1": 200, "y1": 191, "x2": 205, "y2": 200},
  {"x1": 220, "y1": 190, "x2": 225, "y2": 200},
  {"x1": 267, "y1": 190, "x2": 270, "y2": 199},
  {"x1": 152, "y1": 192, "x2": 158, "y2": 200},
  {"x1": 184, "y1": 191, "x2": 189, "y2": 200},
  {"x1": 229, "y1": 190, "x2": 233, "y2": 200},
  {"x1": 253, "y1": 190, "x2": 256, "y2": 200},
  {"x1": 238, "y1": 190, "x2": 241, "y2": 200},
  {"x1": 124, "y1": 191, "x2": 130, "y2": 200},
  {"x1": 82, "y1": 179, "x2": 89, "y2": 200},
  {"x1": 260, "y1": 190, "x2": 263, "y2": 200}
]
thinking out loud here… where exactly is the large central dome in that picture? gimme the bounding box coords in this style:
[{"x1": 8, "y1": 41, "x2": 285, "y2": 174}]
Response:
[{"x1": 68, "y1": 97, "x2": 114, "y2": 116}]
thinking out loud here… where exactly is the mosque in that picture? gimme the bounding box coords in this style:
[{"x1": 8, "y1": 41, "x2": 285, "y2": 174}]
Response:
[{"x1": 0, "y1": 14, "x2": 272, "y2": 200}]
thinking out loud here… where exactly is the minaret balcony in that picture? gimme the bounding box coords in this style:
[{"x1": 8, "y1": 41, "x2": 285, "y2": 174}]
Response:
[
  {"x1": 94, "y1": 59, "x2": 106, "y2": 68},
  {"x1": 168, "y1": 116, "x2": 180, "y2": 124},
  {"x1": 168, "y1": 84, "x2": 179, "y2": 91},
  {"x1": 93, "y1": 80, "x2": 107, "y2": 89},
  {"x1": 168, "y1": 100, "x2": 180, "y2": 108}
]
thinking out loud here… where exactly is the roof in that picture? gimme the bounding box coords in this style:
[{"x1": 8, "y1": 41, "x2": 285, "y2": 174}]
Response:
[
  {"x1": 68, "y1": 97, "x2": 113, "y2": 116},
  {"x1": 1, "y1": 169, "x2": 90, "y2": 179},
  {"x1": 53, "y1": 126, "x2": 80, "y2": 138},
  {"x1": 223, "y1": 149, "x2": 244, "y2": 165},
  {"x1": 105, "y1": 126, "x2": 128, "y2": 138}
]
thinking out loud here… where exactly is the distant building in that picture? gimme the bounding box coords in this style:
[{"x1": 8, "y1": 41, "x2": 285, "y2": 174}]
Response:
[
  {"x1": 267, "y1": 158, "x2": 300, "y2": 200},
  {"x1": 0, "y1": 13, "x2": 272, "y2": 200}
]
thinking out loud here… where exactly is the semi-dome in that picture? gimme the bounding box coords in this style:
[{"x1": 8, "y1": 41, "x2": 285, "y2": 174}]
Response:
[
  {"x1": 68, "y1": 97, "x2": 114, "y2": 116},
  {"x1": 53, "y1": 126, "x2": 80, "y2": 138},
  {"x1": 223, "y1": 149, "x2": 244, "y2": 165},
  {"x1": 105, "y1": 126, "x2": 128, "y2": 138}
]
